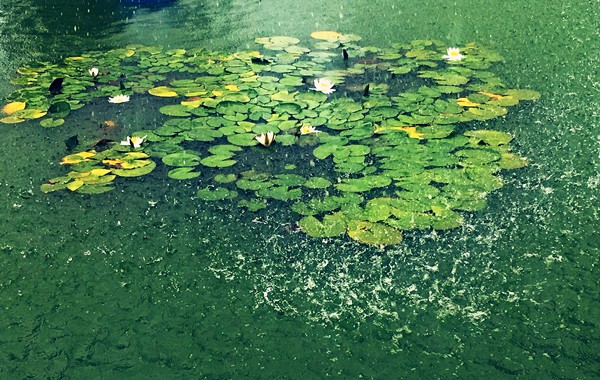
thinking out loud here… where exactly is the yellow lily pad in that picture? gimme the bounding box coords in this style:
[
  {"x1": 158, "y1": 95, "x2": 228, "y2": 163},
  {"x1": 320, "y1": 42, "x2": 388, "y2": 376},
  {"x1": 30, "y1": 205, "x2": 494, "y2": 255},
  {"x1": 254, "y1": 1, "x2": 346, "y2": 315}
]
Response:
[
  {"x1": 457, "y1": 98, "x2": 480, "y2": 107},
  {"x1": 66, "y1": 179, "x2": 85, "y2": 191},
  {"x1": 2, "y1": 101, "x2": 26, "y2": 115},
  {"x1": 149, "y1": 86, "x2": 179, "y2": 97},
  {"x1": 181, "y1": 99, "x2": 202, "y2": 108},
  {"x1": 90, "y1": 168, "x2": 112, "y2": 176},
  {"x1": 14, "y1": 109, "x2": 47, "y2": 120},
  {"x1": 0, "y1": 115, "x2": 25, "y2": 124},
  {"x1": 374, "y1": 124, "x2": 424, "y2": 139},
  {"x1": 61, "y1": 151, "x2": 96, "y2": 165},
  {"x1": 310, "y1": 31, "x2": 342, "y2": 41}
]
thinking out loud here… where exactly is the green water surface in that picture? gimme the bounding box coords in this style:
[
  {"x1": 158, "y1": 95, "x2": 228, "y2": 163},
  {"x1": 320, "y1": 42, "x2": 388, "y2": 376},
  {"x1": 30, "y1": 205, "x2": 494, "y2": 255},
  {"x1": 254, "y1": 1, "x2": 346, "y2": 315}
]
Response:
[{"x1": 0, "y1": 0, "x2": 598, "y2": 378}]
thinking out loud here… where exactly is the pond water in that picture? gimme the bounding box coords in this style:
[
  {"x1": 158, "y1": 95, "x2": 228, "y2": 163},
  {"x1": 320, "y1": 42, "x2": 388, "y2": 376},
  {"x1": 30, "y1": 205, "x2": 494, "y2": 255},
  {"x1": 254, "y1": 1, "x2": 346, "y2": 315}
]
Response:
[{"x1": 0, "y1": 0, "x2": 598, "y2": 378}]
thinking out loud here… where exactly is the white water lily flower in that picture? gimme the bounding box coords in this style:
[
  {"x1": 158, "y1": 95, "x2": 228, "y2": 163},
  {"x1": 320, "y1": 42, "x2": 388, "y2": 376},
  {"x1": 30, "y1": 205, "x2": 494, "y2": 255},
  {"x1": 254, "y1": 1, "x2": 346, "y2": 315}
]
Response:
[
  {"x1": 108, "y1": 94, "x2": 130, "y2": 104},
  {"x1": 255, "y1": 131, "x2": 275, "y2": 147},
  {"x1": 88, "y1": 67, "x2": 99, "y2": 77},
  {"x1": 300, "y1": 124, "x2": 319, "y2": 135},
  {"x1": 120, "y1": 135, "x2": 147, "y2": 148},
  {"x1": 442, "y1": 47, "x2": 464, "y2": 61},
  {"x1": 311, "y1": 78, "x2": 336, "y2": 94}
]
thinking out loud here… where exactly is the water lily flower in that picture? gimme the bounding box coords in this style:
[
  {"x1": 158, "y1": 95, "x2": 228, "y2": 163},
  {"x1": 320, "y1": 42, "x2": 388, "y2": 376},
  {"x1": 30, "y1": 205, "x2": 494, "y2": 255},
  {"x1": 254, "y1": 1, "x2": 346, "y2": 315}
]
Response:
[
  {"x1": 300, "y1": 124, "x2": 319, "y2": 135},
  {"x1": 108, "y1": 94, "x2": 130, "y2": 104},
  {"x1": 255, "y1": 131, "x2": 275, "y2": 147},
  {"x1": 311, "y1": 78, "x2": 336, "y2": 94},
  {"x1": 120, "y1": 135, "x2": 147, "y2": 148},
  {"x1": 88, "y1": 67, "x2": 99, "y2": 77},
  {"x1": 442, "y1": 47, "x2": 464, "y2": 61}
]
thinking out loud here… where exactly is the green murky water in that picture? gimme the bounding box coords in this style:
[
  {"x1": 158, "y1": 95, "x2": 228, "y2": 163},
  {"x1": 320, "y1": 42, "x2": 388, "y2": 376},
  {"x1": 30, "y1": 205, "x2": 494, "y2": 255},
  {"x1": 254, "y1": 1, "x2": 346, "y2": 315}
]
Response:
[{"x1": 0, "y1": 0, "x2": 598, "y2": 378}]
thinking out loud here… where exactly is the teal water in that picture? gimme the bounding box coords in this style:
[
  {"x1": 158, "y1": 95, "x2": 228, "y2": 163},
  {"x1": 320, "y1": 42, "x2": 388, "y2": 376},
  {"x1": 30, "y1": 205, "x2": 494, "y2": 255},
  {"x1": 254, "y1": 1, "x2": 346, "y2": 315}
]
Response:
[{"x1": 0, "y1": 0, "x2": 598, "y2": 378}]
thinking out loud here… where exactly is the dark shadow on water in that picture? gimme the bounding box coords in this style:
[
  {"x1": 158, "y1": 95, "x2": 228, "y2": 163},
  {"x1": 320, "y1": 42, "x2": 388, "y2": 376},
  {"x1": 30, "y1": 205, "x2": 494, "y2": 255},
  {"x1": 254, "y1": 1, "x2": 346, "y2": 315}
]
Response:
[{"x1": 120, "y1": 0, "x2": 177, "y2": 9}]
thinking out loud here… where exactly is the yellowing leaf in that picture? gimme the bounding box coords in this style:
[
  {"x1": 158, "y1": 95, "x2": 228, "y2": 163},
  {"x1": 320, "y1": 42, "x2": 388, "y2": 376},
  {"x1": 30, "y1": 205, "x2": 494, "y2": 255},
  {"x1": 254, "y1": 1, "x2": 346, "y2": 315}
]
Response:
[
  {"x1": 225, "y1": 84, "x2": 240, "y2": 91},
  {"x1": 373, "y1": 124, "x2": 424, "y2": 139},
  {"x1": 148, "y1": 86, "x2": 178, "y2": 97},
  {"x1": 212, "y1": 90, "x2": 223, "y2": 97},
  {"x1": 14, "y1": 109, "x2": 47, "y2": 119},
  {"x1": 119, "y1": 159, "x2": 152, "y2": 169},
  {"x1": 90, "y1": 168, "x2": 111, "y2": 176},
  {"x1": 124, "y1": 152, "x2": 149, "y2": 159},
  {"x1": 395, "y1": 126, "x2": 424, "y2": 140},
  {"x1": 68, "y1": 171, "x2": 92, "y2": 179},
  {"x1": 311, "y1": 31, "x2": 342, "y2": 41},
  {"x1": 478, "y1": 91, "x2": 503, "y2": 101},
  {"x1": 102, "y1": 159, "x2": 124, "y2": 167},
  {"x1": 0, "y1": 115, "x2": 25, "y2": 124},
  {"x1": 2, "y1": 101, "x2": 26, "y2": 115},
  {"x1": 82, "y1": 174, "x2": 116, "y2": 185},
  {"x1": 180, "y1": 99, "x2": 202, "y2": 108},
  {"x1": 66, "y1": 180, "x2": 84, "y2": 191},
  {"x1": 457, "y1": 98, "x2": 480, "y2": 107},
  {"x1": 61, "y1": 151, "x2": 97, "y2": 165}
]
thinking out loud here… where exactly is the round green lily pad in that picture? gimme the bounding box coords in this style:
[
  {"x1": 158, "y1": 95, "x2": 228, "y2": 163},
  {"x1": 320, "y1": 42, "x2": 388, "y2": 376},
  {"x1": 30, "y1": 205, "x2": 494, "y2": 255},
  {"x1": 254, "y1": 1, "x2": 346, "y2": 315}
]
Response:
[
  {"x1": 168, "y1": 167, "x2": 201, "y2": 180},
  {"x1": 200, "y1": 155, "x2": 237, "y2": 168},
  {"x1": 162, "y1": 152, "x2": 201, "y2": 167},
  {"x1": 40, "y1": 118, "x2": 65, "y2": 128}
]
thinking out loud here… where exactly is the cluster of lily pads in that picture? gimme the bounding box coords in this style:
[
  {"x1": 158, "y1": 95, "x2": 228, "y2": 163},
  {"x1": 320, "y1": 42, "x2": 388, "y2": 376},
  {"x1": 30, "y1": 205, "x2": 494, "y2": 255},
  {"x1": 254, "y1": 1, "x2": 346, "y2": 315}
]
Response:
[{"x1": 1, "y1": 31, "x2": 540, "y2": 246}]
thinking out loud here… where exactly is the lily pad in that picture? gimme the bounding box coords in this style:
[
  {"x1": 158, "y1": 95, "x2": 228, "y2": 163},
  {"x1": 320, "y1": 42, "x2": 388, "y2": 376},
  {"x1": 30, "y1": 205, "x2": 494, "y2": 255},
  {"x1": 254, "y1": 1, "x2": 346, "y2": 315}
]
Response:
[
  {"x1": 346, "y1": 220, "x2": 403, "y2": 245},
  {"x1": 238, "y1": 198, "x2": 268, "y2": 211},
  {"x1": 159, "y1": 104, "x2": 192, "y2": 117},
  {"x1": 298, "y1": 212, "x2": 347, "y2": 238},
  {"x1": 40, "y1": 118, "x2": 65, "y2": 128},
  {"x1": 200, "y1": 155, "x2": 237, "y2": 168},
  {"x1": 112, "y1": 160, "x2": 156, "y2": 177},
  {"x1": 148, "y1": 86, "x2": 179, "y2": 97},
  {"x1": 162, "y1": 152, "x2": 201, "y2": 167},
  {"x1": 168, "y1": 167, "x2": 201, "y2": 180},
  {"x1": 303, "y1": 176, "x2": 332, "y2": 189}
]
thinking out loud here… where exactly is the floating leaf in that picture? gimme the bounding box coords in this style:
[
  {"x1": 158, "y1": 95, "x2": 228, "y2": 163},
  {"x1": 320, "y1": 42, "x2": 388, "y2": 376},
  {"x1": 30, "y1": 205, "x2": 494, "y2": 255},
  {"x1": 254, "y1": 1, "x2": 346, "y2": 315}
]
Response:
[
  {"x1": 148, "y1": 86, "x2": 179, "y2": 97},
  {"x1": 346, "y1": 220, "x2": 402, "y2": 246},
  {"x1": 40, "y1": 118, "x2": 64, "y2": 128},
  {"x1": 303, "y1": 177, "x2": 332, "y2": 189},
  {"x1": 168, "y1": 167, "x2": 201, "y2": 180},
  {"x1": 298, "y1": 212, "x2": 346, "y2": 237},
  {"x1": 162, "y1": 152, "x2": 201, "y2": 167},
  {"x1": 200, "y1": 155, "x2": 237, "y2": 168},
  {"x1": 238, "y1": 198, "x2": 268, "y2": 211},
  {"x1": 257, "y1": 186, "x2": 302, "y2": 201},
  {"x1": 112, "y1": 160, "x2": 156, "y2": 177},
  {"x1": 464, "y1": 130, "x2": 512, "y2": 146},
  {"x1": 2, "y1": 101, "x2": 26, "y2": 115},
  {"x1": 214, "y1": 173, "x2": 237, "y2": 183},
  {"x1": 310, "y1": 31, "x2": 342, "y2": 41},
  {"x1": 159, "y1": 104, "x2": 192, "y2": 117}
]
